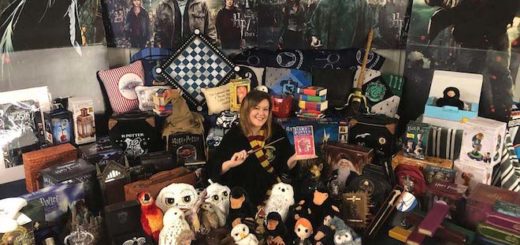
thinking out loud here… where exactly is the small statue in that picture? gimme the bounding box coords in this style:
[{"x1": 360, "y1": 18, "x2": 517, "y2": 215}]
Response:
[{"x1": 293, "y1": 218, "x2": 313, "y2": 245}]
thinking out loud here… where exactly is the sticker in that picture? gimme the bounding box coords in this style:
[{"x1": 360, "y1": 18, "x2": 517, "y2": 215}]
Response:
[{"x1": 365, "y1": 81, "x2": 386, "y2": 102}]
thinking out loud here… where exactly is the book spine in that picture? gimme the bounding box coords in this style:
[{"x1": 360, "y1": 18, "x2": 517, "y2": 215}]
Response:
[
  {"x1": 296, "y1": 94, "x2": 326, "y2": 102},
  {"x1": 298, "y1": 100, "x2": 328, "y2": 111},
  {"x1": 418, "y1": 201, "x2": 450, "y2": 237},
  {"x1": 297, "y1": 87, "x2": 326, "y2": 96}
]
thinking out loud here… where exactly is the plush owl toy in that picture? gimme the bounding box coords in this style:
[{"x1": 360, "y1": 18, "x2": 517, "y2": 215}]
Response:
[
  {"x1": 231, "y1": 223, "x2": 259, "y2": 245},
  {"x1": 331, "y1": 216, "x2": 361, "y2": 245},
  {"x1": 159, "y1": 207, "x2": 190, "y2": 245},
  {"x1": 156, "y1": 183, "x2": 202, "y2": 232},
  {"x1": 264, "y1": 182, "x2": 294, "y2": 222},
  {"x1": 205, "y1": 180, "x2": 230, "y2": 227}
]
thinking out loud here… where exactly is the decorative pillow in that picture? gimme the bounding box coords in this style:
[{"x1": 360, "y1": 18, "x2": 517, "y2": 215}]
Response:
[
  {"x1": 201, "y1": 83, "x2": 231, "y2": 115},
  {"x1": 265, "y1": 67, "x2": 312, "y2": 96},
  {"x1": 156, "y1": 30, "x2": 235, "y2": 112},
  {"x1": 235, "y1": 65, "x2": 264, "y2": 88},
  {"x1": 97, "y1": 61, "x2": 145, "y2": 113},
  {"x1": 135, "y1": 85, "x2": 172, "y2": 111}
]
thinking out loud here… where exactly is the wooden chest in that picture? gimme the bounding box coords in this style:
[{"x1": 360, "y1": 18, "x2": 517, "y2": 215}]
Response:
[{"x1": 22, "y1": 143, "x2": 77, "y2": 192}]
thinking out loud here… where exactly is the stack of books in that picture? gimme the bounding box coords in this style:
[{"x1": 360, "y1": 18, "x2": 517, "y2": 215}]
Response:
[
  {"x1": 152, "y1": 89, "x2": 173, "y2": 116},
  {"x1": 295, "y1": 86, "x2": 328, "y2": 119}
]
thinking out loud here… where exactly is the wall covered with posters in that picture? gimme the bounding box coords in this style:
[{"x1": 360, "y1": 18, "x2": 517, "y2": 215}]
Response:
[{"x1": 102, "y1": 0, "x2": 409, "y2": 50}]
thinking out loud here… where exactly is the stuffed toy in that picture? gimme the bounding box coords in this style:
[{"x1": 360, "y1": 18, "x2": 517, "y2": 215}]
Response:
[
  {"x1": 161, "y1": 89, "x2": 204, "y2": 142},
  {"x1": 294, "y1": 185, "x2": 340, "y2": 226},
  {"x1": 156, "y1": 183, "x2": 202, "y2": 232},
  {"x1": 294, "y1": 217, "x2": 313, "y2": 245},
  {"x1": 137, "y1": 192, "x2": 163, "y2": 242},
  {"x1": 176, "y1": 229, "x2": 195, "y2": 245},
  {"x1": 264, "y1": 212, "x2": 290, "y2": 245},
  {"x1": 0, "y1": 197, "x2": 29, "y2": 233},
  {"x1": 159, "y1": 207, "x2": 190, "y2": 245},
  {"x1": 231, "y1": 223, "x2": 259, "y2": 245},
  {"x1": 436, "y1": 87, "x2": 465, "y2": 110},
  {"x1": 314, "y1": 215, "x2": 334, "y2": 245},
  {"x1": 205, "y1": 180, "x2": 230, "y2": 227},
  {"x1": 265, "y1": 182, "x2": 295, "y2": 222},
  {"x1": 330, "y1": 216, "x2": 361, "y2": 245},
  {"x1": 200, "y1": 202, "x2": 220, "y2": 231},
  {"x1": 228, "y1": 187, "x2": 257, "y2": 229}
]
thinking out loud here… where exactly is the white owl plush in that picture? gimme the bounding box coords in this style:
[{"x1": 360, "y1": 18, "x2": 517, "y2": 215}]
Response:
[
  {"x1": 159, "y1": 207, "x2": 190, "y2": 245},
  {"x1": 156, "y1": 183, "x2": 199, "y2": 212},
  {"x1": 264, "y1": 182, "x2": 294, "y2": 222},
  {"x1": 231, "y1": 223, "x2": 258, "y2": 245},
  {"x1": 205, "y1": 180, "x2": 230, "y2": 226}
]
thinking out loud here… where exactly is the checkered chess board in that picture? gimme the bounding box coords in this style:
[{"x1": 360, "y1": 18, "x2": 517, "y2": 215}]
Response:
[{"x1": 162, "y1": 36, "x2": 234, "y2": 110}]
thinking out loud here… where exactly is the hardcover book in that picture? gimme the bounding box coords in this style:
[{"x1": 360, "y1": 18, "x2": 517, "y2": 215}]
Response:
[
  {"x1": 296, "y1": 86, "x2": 327, "y2": 96},
  {"x1": 295, "y1": 94, "x2": 327, "y2": 102},
  {"x1": 293, "y1": 125, "x2": 316, "y2": 159},
  {"x1": 298, "y1": 100, "x2": 328, "y2": 112}
]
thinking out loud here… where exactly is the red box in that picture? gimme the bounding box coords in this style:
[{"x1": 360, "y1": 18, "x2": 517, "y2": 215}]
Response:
[{"x1": 465, "y1": 183, "x2": 520, "y2": 228}]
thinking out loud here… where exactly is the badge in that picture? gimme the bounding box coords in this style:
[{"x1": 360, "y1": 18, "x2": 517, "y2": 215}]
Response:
[{"x1": 366, "y1": 81, "x2": 387, "y2": 102}]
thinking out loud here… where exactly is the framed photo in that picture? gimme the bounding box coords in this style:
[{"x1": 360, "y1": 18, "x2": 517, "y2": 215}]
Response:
[
  {"x1": 229, "y1": 79, "x2": 251, "y2": 111},
  {"x1": 0, "y1": 86, "x2": 50, "y2": 184}
]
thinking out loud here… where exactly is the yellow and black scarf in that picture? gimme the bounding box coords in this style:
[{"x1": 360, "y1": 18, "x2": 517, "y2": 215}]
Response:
[{"x1": 247, "y1": 130, "x2": 274, "y2": 174}]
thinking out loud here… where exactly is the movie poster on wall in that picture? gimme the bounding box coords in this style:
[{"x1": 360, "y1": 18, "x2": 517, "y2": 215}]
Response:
[
  {"x1": 102, "y1": 0, "x2": 409, "y2": 50},
  {"x1": 400, "y1": 0, "x2": 520, "y2": 124}
]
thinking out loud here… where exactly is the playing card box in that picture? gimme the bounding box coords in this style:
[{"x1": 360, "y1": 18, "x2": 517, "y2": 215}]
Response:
[
  {"x1": 465, "y1": 183, "x2": 520, "y2": 229},
  {"x1": 459, "y1": 117, "x2": 507, "y2": 167},
  {"x1": 22, "y1": 143, "x2": 77, "y2": 192}
]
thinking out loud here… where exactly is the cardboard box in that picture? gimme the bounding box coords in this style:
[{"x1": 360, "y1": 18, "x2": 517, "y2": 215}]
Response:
[
  {"x1": 68, "y1": 97, "x2": 96, "y2": 145},
  {"x1": 459, "y1": 117, "x2": 507, "y2": 167}
]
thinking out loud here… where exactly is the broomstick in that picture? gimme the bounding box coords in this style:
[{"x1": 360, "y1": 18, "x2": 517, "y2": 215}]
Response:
[{"x1": 346, "y1": 29, "x2": 374, "y2": 116}]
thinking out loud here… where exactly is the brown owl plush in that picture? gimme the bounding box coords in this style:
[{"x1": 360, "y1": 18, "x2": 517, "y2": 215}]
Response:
[{"x1": 201, "y1": 202, "x2": 220, "y2": 231}]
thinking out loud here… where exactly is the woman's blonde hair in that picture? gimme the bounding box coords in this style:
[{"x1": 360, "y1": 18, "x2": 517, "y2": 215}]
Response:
[{"x1": 239, "y1": 90, "x2": 273, "y2": 139}]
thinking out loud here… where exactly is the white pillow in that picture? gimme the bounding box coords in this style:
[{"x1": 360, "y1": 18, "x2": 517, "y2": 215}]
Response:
[
  {"x1": 201, "y1": 83, "x2": 231, "y2": 115},
  {"x1": 135, "y1": 85, "x2": 172, "y2": 111}
]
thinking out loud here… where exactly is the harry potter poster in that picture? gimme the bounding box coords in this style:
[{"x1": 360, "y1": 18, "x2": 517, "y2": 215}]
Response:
[{"x1": 101, "y1": 0, "x2": 409, "y2": 50}]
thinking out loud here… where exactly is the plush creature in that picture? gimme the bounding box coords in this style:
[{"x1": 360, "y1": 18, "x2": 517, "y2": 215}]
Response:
[
  {"x1": 294, "y1": 218, "x2": 313, "y2": 245},
  {"x1": 330, "y1": 217, "x2": 361, "y2": 245},
  {"x1": 265, "y1": 212, "x2": 290, "y2": 245},
  {"x1": 176, "y1": 229, "x2": 195, "y2": 245},
  {"x1": 231, "y1": 224, "x2": 259, "y2": 245},
  {"x1": 436, "y1": 87, "x2": 465, "y2": 110},
  {"x1": 314, "y1": 215, "x2": 334, "y2": 245},
  {"x1": 228, "y1": 187, "x2": 257, "y2": 229},
  {"x1": 294, "y1": 185, "x2": 340, "y2": 226},
  {"x1": 265, "y1": 182, "x2": 295, "y2": 222},
  {"x1": 200, "y1": 202, "x2": 220, "y2": 231},
  {"x1": 156, "y1": 183, "x2": 203, "y2": 232},
  {"x1": 0, "y1": 198, "x2": 28, "y2": 233},
  {"x1": 137, "y1": 192, "x2": 163, "y2": 242},
  {"x1": 205, "y1": 180, "x2": 230, "y2": 226},
  {"x1": 159, "y1": 207, "x2": 190, "y2": 245}
]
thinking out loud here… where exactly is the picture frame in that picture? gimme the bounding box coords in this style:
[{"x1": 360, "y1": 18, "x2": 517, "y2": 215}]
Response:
[{"x1": 0, "y1": 86, "x2": 51, "y2": 184}]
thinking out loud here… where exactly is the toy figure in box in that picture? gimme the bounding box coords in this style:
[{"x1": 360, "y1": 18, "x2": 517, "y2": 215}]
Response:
[
  {"x1": 264, "y1": 212, "x2": 290, "y2": 245},
  {"x1": 436, "y1": 87, "x2": 465, "y2": 110},
  {"x1": 468, "y1": 133, "x2": 484, "y2": 161},
  {"x1": 294, "y1": 217, "x2": 313, "y2": 245},
  {"x1": 403, "y1": 122, "x2": 430, "y2": 160}
]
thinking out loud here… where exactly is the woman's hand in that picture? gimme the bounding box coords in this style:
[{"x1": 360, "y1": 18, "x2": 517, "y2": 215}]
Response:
[{"x1": 221, "y1": 150, "x2": 248, "y2": 174}]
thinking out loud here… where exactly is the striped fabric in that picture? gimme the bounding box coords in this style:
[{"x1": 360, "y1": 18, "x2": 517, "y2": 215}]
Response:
[
  {"x1": 98, "y1": 61, "x2": 145, "y2": 113},
  {"x1": 427, "y1": 126, "x2": 463, "y2": 160},
  {"x1": 248, "y1": 131, "x2": 273, "y2": 174},
  {"x1": 500, "y1": 132, "x2": 520, "y2": 192}
]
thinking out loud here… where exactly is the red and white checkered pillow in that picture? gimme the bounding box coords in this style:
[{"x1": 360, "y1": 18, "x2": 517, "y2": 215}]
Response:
[{"x1": 98, "y1": 61, "x2": 145, "y2": 113}]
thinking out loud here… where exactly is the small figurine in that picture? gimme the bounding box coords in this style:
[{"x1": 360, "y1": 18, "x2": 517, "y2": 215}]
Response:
[
  {"x1": 294, "y1": 218, "x2": 313, "y2": 245},
  {"x1": 228, "y1": 187, "x2": 257, "y2": 229},
  {"x1": 265, "y1": 182, "x2": 295, "y2": 222},
  {"x1": 137, "y1": 192, "x2": 163, "y2": 242},
  {"x1": 231, "y1": 223, "x2": 259, "y2": 245},
  {"x1": 159, "y1": 207, "x2": 190, "y2": 245},
  {"x1": 265, "y1": 212, "x2": 290, "y2": 245},
  {"x1": 468, "y1": 133, "x2": 484, "y2": 161},
  {"x1": 200, "y1": 202, "x2": 220, "y2": 231},
  {"x1": 436, "y1": 87, "x2": 465, "y2": 110}
]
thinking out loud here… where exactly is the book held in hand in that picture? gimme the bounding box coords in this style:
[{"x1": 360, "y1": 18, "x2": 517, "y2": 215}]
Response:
[{"x1": 292, "y1": 125, "x2": 317, "y2": 159}]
